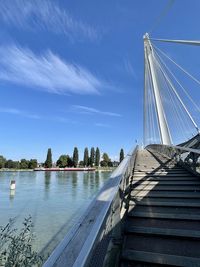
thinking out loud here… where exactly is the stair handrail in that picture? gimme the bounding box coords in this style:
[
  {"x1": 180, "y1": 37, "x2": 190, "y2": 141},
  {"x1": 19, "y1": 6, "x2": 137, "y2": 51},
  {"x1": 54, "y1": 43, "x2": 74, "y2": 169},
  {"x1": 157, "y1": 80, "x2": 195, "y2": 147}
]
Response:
[
  {"x1": 146, "y1": 144, "x2": 200, "y2": 175},
  {"x1": 42, "y1": 145, "x2": 138, "y2": 267}
]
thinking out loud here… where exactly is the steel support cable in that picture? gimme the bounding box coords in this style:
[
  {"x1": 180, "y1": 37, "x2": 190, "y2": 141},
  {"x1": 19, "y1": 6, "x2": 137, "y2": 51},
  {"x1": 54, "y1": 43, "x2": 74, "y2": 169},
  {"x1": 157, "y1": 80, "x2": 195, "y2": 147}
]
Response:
[
  {"x1": 151, "y1": 60, "x2": 164, "y2": 143},
  {"x1": 153, "y1": 53, "x2": 200, "y2": 141},
  {"x1": 149, "y1": 52, "x2": 161, "y2": 142},
  {"x1": 153, "y1": 51, "x2": 199, "y2": 132},
  {"x1": 152, "y1": 44, "x2": 200, "y2": 89},
  {"x1": 156, "y1": 58, "x2": 196, "y2": 140},
  {"x1": 144, "y1": 60, "x2": 151, "y2": 144},
  {"x1": 159, "y1": 66, "x2": 189, "y2": 141},
  {"x1": 154, "y1": 63, "x2": 167, "y2": 143},
  {"x1": 144, "y1": 59, "x2": 151, "y2": 145},
  {"x1": 157, "y1": 59, "x2": 199, "y2": 137},
  {"x1": 150, "y1": 38, "x2": 200, "y2": 46},
  {"x1": 154, "y1": 58, "x2": 186, "y2": 142},
  {"x1": 153, "y1": 47, "x2": 200, "y2": 133},
  {"x1": 146, "y1": 57, "x2": 158, "y2": 144},
  {"x1": 147, "y1": 63, "x2": 155, "y2": 143},
  {"x1": 144, "y1": 56, "x2": 153, "y2": 145},
  {"x1": 153, "y1": 45, "x2": 200, "y2": 113},
  {"x1": 144, "y1": 60, "x2": 149, "y2": 144},
  {"x1": 147, "y1": 58, "x2": 160, "y2": 143},
  {"x1": 144, "y1": 58, "x2": 147, "y2": 146},
  {"x1": 150, "y1": 52, "x2": 171, "y2": 144},
  {"x1": 149, "y1": 0, "x2": 175, "y2": 34},
  {"x1": 145, "y1": 58, "x2": 151, "y2": 143},
  {"x1": 147, "y1": 83, "x2": 152, "y2": 143},
  {"x1": 154, "y1": 53, "x2": 196, "y2": 140}
]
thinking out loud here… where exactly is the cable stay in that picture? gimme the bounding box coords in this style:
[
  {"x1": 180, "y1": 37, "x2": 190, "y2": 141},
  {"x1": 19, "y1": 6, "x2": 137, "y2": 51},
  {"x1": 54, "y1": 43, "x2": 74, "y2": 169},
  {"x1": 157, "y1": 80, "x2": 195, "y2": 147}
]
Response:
[
  {"x1": 153, "y1": 50, "x2": 199, "y2": 132},
  {"x1": 159, "y1": 73, "x2": 189, "y2": 142},
  {"x1": 153, "y1": 54, "x2": 192, "y2": 142},
  {"x1": 152, "y1": 44, "x2": 200, "y2": 89},
  {"x1": 150, "y1": 38, "x2": 200, "y2": 46},
  {"x1": 152, "y1": 45, "x2": 200, "y2": 114},
  {"x1": 149, "y1": 0, "x2": 175, "y2": 34}
]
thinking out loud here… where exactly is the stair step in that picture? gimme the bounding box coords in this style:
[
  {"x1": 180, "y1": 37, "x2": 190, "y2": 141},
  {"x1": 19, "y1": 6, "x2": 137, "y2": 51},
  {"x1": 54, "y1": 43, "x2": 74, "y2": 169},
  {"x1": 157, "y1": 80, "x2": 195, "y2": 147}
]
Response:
[
  {"x1": 131, "y1": 191, "x2": 200, "y2": 198},
  {"x1": 129, "y1": 211, "x2": 200, "y2": 221},
  {"x1": 129, "y1": 205, "x2": 200, "y2": 214},
  {"x1": 122, "y1": 249, "x2": 200, "y2": 266},
  {"x1": 135, "y1": 200, "x2": 200, "y2": 207},
  {"x1": 133, "y1": 177, "x2": 199, "y2": 181},
  {"x1": 134, "y1": 171, "x2": 188, "y2": 174},
  {"x1": 133, "y1": 173, "x2": 193, "y2": 177},
  {"x1": 132, "y1": 180, "x2": 200, "y2": 185},
  {"x1": 132, "y1": 185, "x2": 200, "y2": 191},
  {"x1": 124, "y1": 225, "x2": 200, "y2": 239},
  {"x1": 135, "y1": 168, "x2": 184, "y2": 171},
  {"x1": 126, "y1": 217, "x2": 200, "y2": 231}
]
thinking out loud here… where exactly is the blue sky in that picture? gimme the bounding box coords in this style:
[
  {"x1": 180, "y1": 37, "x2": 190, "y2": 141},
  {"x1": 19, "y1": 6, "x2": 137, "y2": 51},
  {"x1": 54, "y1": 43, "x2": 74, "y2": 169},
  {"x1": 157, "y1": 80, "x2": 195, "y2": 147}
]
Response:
[{"x1": 0, "y1": 0, "x2": 200, "y2": 162}]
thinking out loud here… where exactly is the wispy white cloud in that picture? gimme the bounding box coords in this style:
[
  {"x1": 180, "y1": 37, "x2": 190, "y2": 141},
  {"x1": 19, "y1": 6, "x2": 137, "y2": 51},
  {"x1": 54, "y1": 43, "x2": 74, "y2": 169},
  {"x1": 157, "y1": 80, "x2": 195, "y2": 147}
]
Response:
[
  {"x1": 0, "y1": 45, "x2": 103, "y2": 95},
  {"x1": 95, "y1": 123, "x2": 111, "y2": 128},
  {"x1": 0, "y1": 108, "x2": 41, "y2": 119},
  {"x1": 0, "y1": 0, "x2": 99, "y2": 41},
  {"x1": 72, "y1": 105, "x2": 122, "y2": 117},
  {"x1": 124, "y1": 58, "x2": 137, "y2": 79},
  {"x1": 0, "y1": 107, "x2": 78, "y2": 124}
]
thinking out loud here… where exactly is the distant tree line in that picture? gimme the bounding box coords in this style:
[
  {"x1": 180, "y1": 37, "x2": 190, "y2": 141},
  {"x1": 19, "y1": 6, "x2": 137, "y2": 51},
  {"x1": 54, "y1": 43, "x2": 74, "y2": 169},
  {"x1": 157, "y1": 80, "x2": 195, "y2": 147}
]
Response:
[
  {"x1": 44, "y1": 147, "x2": 125, "y2": 168},
  {"x1": 0, "y1": 156, "x2": 37, "y2": 169},
  {"x1": 0, "y1": 148, "x2": 125, "y2": 169}
]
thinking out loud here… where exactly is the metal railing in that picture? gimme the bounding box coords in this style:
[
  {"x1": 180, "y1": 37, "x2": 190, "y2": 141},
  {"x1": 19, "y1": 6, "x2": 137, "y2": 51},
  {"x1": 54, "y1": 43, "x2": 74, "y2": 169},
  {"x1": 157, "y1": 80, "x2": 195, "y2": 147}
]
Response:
[
  {"x1": 42, "y1": 145, "x2": 138, "y2": 267},
  {"x1": 146, "y1": 144, "x2": 200, "y2": 175}
]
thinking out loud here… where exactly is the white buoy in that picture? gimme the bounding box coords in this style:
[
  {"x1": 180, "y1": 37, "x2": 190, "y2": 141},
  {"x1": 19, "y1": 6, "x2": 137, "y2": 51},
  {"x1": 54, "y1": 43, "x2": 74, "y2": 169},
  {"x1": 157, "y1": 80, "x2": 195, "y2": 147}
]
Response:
[{"x1": 10, "y1": 180, "x2": 16, "y2": 190}]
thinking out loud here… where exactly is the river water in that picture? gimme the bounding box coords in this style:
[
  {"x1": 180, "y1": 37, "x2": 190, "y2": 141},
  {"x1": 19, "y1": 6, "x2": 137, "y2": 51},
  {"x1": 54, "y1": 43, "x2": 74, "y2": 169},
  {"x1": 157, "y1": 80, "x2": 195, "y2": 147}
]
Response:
[{"x1": 0, "y1": 170, "x2": 111, "y2": 257}]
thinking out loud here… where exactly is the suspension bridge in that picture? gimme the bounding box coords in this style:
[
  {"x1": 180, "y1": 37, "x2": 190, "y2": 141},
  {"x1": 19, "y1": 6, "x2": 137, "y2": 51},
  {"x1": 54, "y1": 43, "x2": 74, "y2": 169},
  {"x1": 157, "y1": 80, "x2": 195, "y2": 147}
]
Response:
[{"x1": 43, "y1": 34, "x2": 200, "y2": 267}]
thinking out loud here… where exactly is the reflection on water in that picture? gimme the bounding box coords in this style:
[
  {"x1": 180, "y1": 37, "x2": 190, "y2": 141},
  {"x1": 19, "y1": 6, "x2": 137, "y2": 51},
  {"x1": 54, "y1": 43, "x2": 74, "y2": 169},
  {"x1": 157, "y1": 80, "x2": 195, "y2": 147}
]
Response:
[
  {"x1": 0, "y1": 170, "x2": 111, "y2": 256},
  {"x1": 44, "y1": 172, "x2": 51, "y2": 199},
  {"x1": 9, "y1": 189, "x2": 15, "y2": 201}
]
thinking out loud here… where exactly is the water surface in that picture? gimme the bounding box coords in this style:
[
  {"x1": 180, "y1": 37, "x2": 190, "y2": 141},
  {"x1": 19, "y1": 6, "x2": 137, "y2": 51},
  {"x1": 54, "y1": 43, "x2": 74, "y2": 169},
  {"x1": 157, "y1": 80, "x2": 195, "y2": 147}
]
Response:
[{"x1": 0, "y1": 170, "x2": 111, "y2": 256}]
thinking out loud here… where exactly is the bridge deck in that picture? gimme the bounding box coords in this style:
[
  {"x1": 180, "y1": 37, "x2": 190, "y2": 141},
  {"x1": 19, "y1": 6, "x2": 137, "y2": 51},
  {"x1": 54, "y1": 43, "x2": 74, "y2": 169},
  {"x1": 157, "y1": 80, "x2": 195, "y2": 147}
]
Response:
[{"x1": 120, "y1": 149, "x2": 200, "y2": 267}]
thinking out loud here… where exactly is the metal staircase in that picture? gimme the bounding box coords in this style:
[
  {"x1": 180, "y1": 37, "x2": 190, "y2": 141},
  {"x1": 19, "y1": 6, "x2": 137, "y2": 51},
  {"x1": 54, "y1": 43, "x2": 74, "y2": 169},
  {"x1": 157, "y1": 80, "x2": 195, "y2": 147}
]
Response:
[{"x1": 121, "y1": 149, "x2": 200, "y2": 266}]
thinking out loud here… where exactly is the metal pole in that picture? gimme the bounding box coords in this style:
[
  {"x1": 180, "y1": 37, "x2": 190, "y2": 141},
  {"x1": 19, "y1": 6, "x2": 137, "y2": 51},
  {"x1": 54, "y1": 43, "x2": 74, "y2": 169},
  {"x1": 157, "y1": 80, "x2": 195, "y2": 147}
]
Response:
[{"x1": 144, "y1": 33, "x2": 172, "y2": 145}]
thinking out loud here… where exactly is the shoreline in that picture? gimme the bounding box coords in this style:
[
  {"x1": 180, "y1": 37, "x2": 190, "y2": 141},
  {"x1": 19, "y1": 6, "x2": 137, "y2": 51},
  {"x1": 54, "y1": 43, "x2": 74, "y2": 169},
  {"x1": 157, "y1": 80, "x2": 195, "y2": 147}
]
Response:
[
  {"x1": 0, "y1": 169, "x2": 34, "y2": 172},
  {"x1": 34, "y1": 167, "x2": 96, "y2": 172},
  {"x1": 0, "y1": 167, "x2": 115, "y2": 172}
]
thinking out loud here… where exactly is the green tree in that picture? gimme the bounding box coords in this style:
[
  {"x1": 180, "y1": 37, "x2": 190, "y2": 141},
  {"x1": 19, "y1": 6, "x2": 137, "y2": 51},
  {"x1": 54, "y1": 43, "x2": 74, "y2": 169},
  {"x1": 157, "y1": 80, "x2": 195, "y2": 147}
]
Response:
[
  {"x1": 44, "y1": 148, "x2": 52, "y2": 168},
  {"x1": 95, "y1": 147, "x2": 100, "y2": 167},
  {"x1": 28, "y1": 159, "x2": 38, "y2": 169},
  {"x1": 67, "y1": 155, "x2": 74, "y2": 167},
  {"x1": 120, "y1": 148, "x2": 124, "y2": 163},
  {"x1": 100, "y1": 153, "x2": 111, "y2": 167},
  {"x1": 83, "y1": 147, "x2": 89, "y2": 167},
  {"x1": 103, "y1": 153, "x2": 110, "y2": 162},
  {"x1": 73, "y1": 147, "x2": 79, "y2": 167},
  {"x1": 0, "y1": 155, "x2": 6, "y2": 169},
  {"x1": 90, "y1": 147, "x2": 95, "y2": 166},
  {"x1": 13, "y1": 161, "x2": 20, "y2": 169},
  {"x1": 5, "y1": 160, "x2": 13, "y2": 169},
  {"x1": 100, "y1": 160, "x2": 107, "y2": 167},
  {"x1": 79, "y1": 160, "x2": 84, "y2": 167},
  {"x1": 56, "y1": 155, "x2": 68, "y2": 168},
  {"x1": 20, "y1": 159, "x2": 29, "y2": 169},
  {"x1": 5, "y1": 160, "x2": 20, "y2": 169}
]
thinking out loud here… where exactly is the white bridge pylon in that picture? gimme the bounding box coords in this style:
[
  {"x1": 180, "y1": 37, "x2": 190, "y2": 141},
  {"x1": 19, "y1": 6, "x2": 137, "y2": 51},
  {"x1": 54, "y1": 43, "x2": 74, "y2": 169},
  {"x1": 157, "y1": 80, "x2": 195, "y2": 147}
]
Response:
[
  {"x1": 143, "y1": 33, "x2": 199, "y2": 146},
  {"x1": 144, "y1": 33, "x2": 172, "y2": 145}
]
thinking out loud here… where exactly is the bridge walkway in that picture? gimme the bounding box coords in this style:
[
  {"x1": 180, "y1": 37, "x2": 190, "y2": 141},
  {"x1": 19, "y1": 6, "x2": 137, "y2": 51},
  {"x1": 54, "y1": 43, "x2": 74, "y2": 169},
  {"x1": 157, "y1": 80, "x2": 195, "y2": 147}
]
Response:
[{"x1": 120, "y1": 149, "x2": 200, "y2": 266}]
